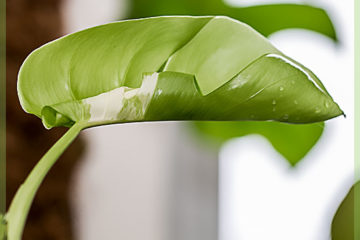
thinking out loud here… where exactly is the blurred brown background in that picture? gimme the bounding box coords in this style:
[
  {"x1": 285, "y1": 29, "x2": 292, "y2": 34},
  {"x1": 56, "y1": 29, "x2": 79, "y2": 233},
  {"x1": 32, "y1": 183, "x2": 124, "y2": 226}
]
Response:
[{"x1": 6, "y1": 0, "x2": 84, "y2": 239}]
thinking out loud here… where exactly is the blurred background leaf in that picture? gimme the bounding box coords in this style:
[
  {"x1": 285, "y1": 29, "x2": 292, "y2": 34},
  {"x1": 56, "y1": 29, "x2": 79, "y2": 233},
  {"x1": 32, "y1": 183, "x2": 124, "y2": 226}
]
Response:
[
  {"x1": 127, "y1": 0, "x2": 338, "y2": 166},
  {"x1": 331, "y1": 181, "x2": 360, "y2": 240},
  {"x1": 0, "y1": 214, "x2": 6, "y2": 240},
  {"x1": 128, "y1": 1, "x2": 337, "y2": 40},
  {"x1": 193, "y1": 121, "x2": 324, "y2": 166}
]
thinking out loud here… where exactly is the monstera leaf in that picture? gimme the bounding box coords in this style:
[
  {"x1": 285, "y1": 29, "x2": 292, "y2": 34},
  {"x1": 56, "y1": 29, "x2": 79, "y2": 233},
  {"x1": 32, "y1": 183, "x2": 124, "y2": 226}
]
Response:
[
  {"x1": 128, "y1": 0, "x2": 338, "y2": 165},
  {"x1": 128, "y1": 1, "x2": 337, "y2": 40},
  {"x1": 6, "y1": 16, "x2": 343, "y2": 240},
  {"x1": 18, "y1": 16, "x2": 341, "y2": 129},
  {"x1": 332, "y1": 181, "x2": 360, "y2": 240},
  {"x1": 194, "y1": 121, "x2": 325, "y2": 166}
]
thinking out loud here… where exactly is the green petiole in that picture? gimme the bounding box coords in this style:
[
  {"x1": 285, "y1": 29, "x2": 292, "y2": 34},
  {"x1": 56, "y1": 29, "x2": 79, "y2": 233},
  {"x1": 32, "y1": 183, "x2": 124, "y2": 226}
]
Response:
[{"x1": 4, "y1": 122, "x2": 85, "y2": 240}]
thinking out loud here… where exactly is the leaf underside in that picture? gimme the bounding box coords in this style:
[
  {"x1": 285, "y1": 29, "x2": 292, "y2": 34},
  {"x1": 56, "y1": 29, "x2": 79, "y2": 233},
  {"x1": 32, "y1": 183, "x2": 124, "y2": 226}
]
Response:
[{"x1": 18, "y1": 16, "x2": 343, "y2": 130}]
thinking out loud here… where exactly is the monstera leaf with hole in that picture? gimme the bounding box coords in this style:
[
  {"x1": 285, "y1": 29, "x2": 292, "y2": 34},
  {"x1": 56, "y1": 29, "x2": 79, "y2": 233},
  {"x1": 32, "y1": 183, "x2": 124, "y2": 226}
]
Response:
[
  {"x1": 6, "y1": 16, "x2": 343, "y2": 240},
  {"x1": 128, "y1": 0, "x2": 338, "y2": 165}
]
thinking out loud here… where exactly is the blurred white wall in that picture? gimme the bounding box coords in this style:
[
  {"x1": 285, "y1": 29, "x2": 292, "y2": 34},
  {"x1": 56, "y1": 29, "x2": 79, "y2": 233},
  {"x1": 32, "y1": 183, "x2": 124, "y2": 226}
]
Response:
[
  {"x1": 61, "y1": 0, "x2": 126, "y2": 34},
  {"x1": 73, "y1": 123, "x2": 176, "y2": 240}
]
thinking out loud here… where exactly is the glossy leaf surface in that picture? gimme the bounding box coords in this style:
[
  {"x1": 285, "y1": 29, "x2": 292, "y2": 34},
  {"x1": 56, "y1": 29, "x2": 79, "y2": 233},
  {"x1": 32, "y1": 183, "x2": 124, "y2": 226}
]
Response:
[
  {"x1": 18, "y1": 16, "x2": 343, "y2": 129},
  {"x1": 127, "y1": 0, "x2": 338, "y2": 165}
]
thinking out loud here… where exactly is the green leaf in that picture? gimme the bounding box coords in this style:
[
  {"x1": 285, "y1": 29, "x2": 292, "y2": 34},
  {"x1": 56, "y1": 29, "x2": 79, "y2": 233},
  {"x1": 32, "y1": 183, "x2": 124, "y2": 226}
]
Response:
[
  {"x1": 12, "y1": 17, "x2": 342, "y2": 240},
  {"x1": 18, "y1": 16, "x2": 343, "y2": 130},
  {"x1": 193, "y1": 121, "x2": 324, "y2": 166},
  {"x1": 331, "y1": 181, "x2": 360, "y2": 240},
  {"x1": 127, "y1": 0, "x2": 338, "y2": 165},
  {"x1": 128, "y1": 1, "x2": 337, "y2": 41}
]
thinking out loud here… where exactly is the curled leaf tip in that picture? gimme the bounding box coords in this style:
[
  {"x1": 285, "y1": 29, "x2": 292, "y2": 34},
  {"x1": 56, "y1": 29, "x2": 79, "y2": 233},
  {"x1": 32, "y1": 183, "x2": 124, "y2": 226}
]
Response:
[{"x1": 41, "y1": 106, "x2": 74, "y2": 129}]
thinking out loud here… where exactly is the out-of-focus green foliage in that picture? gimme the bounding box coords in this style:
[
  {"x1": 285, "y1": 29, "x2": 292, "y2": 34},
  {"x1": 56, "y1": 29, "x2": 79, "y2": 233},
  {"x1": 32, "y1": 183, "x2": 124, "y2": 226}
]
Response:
[
  {"x1": 332, "y1": 182, "x2": 360, "y2": 240},
  {"x1": 194, "y1": 121, "x2": 324, "y2": 166},
  {"x1": 0, "y1": 214, "x2": 6, "y2": 240},
  {"x1": 128, "y1": 1, "x2": 337, "y2": 40},
  {"x1": 127, "y1": 0, "x2": 338, "y2": 166}
]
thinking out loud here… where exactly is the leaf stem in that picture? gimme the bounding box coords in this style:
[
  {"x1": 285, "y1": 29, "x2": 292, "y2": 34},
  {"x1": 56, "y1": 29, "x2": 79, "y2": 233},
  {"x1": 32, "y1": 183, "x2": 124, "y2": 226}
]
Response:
[{"x1": 5, "y1": 122, "x2": 85, "y2": 240}]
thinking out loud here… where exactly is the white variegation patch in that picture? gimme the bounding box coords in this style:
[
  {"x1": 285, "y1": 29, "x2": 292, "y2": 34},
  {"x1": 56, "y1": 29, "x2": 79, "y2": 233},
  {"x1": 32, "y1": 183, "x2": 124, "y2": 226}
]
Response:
[{"x1": 83, "y1": 73, "x2": 158, "y2": 123}]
